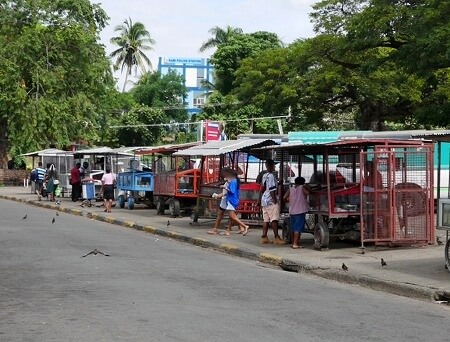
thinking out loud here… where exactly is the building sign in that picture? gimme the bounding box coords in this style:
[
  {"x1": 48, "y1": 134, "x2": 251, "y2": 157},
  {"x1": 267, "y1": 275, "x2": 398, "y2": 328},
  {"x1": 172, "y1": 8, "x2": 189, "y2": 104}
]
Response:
[{"x1": 163, "y1": 57, "x2": 204, "y2": 66}]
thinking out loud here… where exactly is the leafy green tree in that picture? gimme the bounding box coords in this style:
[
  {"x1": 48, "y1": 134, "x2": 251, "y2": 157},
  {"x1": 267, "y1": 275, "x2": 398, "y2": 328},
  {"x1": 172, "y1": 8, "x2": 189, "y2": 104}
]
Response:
[
  {"x1": 110, "y1": 17, "x2": 155, "y2": 92},
  {"x1": 116, "y1": 105, "x2": 165, "y2": 146},
  {"x1": 199, "y1": 25, "x2": 243, "y2": 52},
  {"x1": 112, "y1": 70, "x2": 189, "y2": 146},
  {"x1": 309, "y1": 0, "x2": 450, "y2": 128},
  {"x1": 210, "y1": 31, "x2": 282, "y2": 95},
  {"x1": 195, "y1": 92, "x2": 282, "y2": 138},
  {"x1": 0, "y1": 0, "x2": 114, "y2": 167},
  {"x1": 131, "y1": 70, "x2": 188, "y2": 123}
]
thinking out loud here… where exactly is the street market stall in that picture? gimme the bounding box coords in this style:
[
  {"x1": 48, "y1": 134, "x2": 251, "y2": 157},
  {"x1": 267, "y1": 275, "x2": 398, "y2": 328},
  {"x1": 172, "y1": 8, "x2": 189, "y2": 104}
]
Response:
[
  {"x1": 22, "y1": 148, "x2": 73, "y2": 195},
  {"x1": 134, "y1": 142, "x2": 203, "y2": 216},
  {"x1": 72, "y1": 147, "x2": 135, "y2": 200},
  {"x1": 264, "y1": 139, "x2": 435, "y2": 249},
  {"x1": 172, "y1": 139, "x2": 276, "y2": 224},
  {"x1": 412, "y1": 131, "x2": 450, "y2": 269}
]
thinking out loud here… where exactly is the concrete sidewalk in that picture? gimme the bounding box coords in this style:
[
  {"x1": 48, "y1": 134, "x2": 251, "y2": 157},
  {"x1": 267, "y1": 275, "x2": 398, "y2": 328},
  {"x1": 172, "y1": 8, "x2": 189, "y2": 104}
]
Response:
[{"x1": 2, "y1": 186, "x2": 449, "y2": 302}]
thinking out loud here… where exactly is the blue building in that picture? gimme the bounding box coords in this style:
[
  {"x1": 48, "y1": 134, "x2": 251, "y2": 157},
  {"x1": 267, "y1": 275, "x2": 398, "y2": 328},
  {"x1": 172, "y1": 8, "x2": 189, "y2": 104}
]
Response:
[{"x1": 157, "y1": 57, "x2": 214, "y2": 116}]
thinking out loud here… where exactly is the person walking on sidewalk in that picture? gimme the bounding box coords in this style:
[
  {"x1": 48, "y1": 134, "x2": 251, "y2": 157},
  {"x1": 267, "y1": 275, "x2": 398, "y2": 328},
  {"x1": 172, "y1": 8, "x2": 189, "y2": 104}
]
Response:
[
  {"x1": 283, "y1": 177, "x2": 310, "y2": 249},
  {"x1": 260, "y1": 159, "x2": 285, "y2": 245},
  {"x1": 101, "y1": 167, "x2": 116, "y2": 213},
  {"x1": 35, "y1": 162, "x2": 46, "y2": 201},
  {"x1": 208, "y1": 168, "x2": 249, "y2": 236},
  {"x1": 45, "y1": 163, "x2": 58, "y2": 202},
  {"x1": 70, "y1": 163, "x2": 82, "y2": 202}
]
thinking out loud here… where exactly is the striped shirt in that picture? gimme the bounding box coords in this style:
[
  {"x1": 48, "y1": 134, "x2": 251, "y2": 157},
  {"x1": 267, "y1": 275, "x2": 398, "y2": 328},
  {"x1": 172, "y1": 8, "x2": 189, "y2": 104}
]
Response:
[{"x1": 36, "y1": 167, "x2": 46, "y2": 181}]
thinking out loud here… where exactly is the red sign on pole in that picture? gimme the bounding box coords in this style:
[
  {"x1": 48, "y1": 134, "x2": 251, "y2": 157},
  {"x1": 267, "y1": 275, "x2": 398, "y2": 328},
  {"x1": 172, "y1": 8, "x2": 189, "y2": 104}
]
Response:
[{"x1": 205, "y1": 121, "x2": 220, "y2": 142}]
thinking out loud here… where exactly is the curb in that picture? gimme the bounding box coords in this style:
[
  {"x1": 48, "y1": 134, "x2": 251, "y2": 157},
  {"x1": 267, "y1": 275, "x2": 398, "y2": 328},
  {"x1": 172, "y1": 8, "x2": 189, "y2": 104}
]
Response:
[{"x1": 1, "y1": 194, "x2": 447, "y2": 303}]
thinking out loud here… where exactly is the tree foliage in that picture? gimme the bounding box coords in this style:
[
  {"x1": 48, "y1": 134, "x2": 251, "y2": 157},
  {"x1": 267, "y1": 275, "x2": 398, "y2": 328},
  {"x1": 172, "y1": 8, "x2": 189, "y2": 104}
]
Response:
[
  {"x1": 210, "y1": 31, "x2": 283, "y2": 95},
  {"x1": 199, "y1": 25, "x2": 243, "y2": 52},
  {"x1": 0, "y1": 0, "x2": 114, "y2": 166},
  {"x1": 116, "y1": 105, "x2": 165, "y2": 147},
  {"x1": 112, "y1": 70, "x2": 189, "y2": 146},
  {"x1": 229, "y1": 0, "x2": 450, "y2": 131}
]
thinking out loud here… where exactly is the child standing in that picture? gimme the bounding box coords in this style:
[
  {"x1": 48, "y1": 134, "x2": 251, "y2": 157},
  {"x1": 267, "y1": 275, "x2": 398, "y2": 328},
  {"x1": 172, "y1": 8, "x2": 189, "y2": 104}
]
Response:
[{"x1": 283, "y1": 177, "x2": 310, "y2": 249}]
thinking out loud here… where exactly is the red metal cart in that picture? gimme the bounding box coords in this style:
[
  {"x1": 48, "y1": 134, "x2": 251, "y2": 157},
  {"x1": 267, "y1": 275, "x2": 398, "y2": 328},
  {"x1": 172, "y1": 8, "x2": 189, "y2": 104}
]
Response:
[
  {"x1": 269, "y1": 139, "x2": 435, "y2": 249},
  {"x1": 135, "y1": 142, "x2": 203, "y2": 217},
  {"x1": 173, "y1": 139, "x2": 276, "y2": 225}
]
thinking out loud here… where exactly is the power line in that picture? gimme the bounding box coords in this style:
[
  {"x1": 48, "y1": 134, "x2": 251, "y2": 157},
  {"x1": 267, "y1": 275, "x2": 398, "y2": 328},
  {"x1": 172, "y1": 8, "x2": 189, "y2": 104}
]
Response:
[
  {"x1": 118, "y1": 101, "x2": 243, "y2": 112},
  {"x1": 110, "y1": 115, "x2": 289, "y2": 129}
]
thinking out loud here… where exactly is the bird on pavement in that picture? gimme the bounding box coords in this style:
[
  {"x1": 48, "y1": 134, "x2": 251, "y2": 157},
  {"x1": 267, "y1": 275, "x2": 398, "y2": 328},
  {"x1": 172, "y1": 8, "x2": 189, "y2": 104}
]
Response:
[
  {"x1": 81, "y1": 249, "x2": 110, "y2": 257},
  {"x1": 56, "y1": 212, "x2": 59, "y2": 216},
  {"x1": 437, "y1": 237, "x2": 443, "y2": 245},
  {"x1": 342, "y1": 263, "x2": 348, "y2": 271},
  {"x1": 22, "y1": 215, "x2": 27, "y2": 220},
  {"x1": 381, "y1": 258, "x2": 387, "y2": 267},
  {"x1": 167, "y1": 220, "x2": 170, "y2": 228},
  {"x1": 52, "y1": 218, "x2": 55, "y2": 224}
]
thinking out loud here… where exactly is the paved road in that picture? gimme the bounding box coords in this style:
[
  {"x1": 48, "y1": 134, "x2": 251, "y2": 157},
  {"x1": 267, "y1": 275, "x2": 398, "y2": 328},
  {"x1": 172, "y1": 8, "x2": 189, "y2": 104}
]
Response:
[{"x1": 0, "y1": 199, "x2": 449, "y2": 342}]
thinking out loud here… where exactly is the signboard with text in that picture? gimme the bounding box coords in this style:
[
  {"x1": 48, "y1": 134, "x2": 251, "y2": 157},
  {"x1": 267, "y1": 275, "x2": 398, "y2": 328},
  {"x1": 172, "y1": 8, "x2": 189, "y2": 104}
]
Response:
[{"x1": 163, "y1": 57, "x2": 204, "y2": 66}]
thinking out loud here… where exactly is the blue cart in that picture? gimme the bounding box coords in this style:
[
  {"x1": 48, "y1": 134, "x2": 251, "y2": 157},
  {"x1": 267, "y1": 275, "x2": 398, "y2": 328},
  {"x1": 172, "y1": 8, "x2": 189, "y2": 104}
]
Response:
[{"x1": 116, "y1": 171, "x2": 154, "y2": 209}]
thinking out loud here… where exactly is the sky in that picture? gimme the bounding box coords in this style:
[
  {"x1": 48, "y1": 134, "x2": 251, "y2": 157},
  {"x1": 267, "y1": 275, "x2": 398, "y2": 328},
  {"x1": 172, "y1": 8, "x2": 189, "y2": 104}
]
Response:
[{"x1": 98, "y1": 0, "x2": 318, "y2": 87}]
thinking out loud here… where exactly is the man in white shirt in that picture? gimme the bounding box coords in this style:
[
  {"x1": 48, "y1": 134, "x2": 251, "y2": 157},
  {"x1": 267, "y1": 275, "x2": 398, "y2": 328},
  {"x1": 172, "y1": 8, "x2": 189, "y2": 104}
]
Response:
[{"x1": 260, "y1": 159, "x2": 285, "y2": 245}]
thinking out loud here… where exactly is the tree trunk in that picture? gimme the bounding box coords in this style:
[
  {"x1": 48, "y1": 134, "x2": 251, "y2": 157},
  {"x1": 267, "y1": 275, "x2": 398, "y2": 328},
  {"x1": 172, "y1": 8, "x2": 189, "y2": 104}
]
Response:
[
  {"x1": 122, "y1": 66, "x2": 130, "y2": 93},
  {"x1": 0, "y1": 124, "x2": 9, "y2": 169},
  {"x1": 358, "y1": 100, "x2": 386, "y2": 131}
]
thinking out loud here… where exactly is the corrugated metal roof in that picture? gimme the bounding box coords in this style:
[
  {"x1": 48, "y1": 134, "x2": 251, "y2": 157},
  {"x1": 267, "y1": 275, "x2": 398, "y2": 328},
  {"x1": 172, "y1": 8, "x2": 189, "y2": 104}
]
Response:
[
  {"x1": 411, "y1": 130, "x2": 450, "y2": 142},
  {"x1": 135, "y1": 142, "x2": 203, "y2": 155},
  {"x1": 253, "y1": 138, "x2": 432, "y2": 158},
  {"x1": 73, "y1": 147, "x2": 133, "y2": 156},
  {"x1": 173, "y1": 139, "x2": 277, "y2": 156}
]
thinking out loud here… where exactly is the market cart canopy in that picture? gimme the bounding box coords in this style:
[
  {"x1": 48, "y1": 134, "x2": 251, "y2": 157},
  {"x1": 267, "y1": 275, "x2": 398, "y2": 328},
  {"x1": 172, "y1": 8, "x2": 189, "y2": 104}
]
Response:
[
  {"x1": 134, "y1": 142, "x2": 203, "y2": 156},
  {"x1": 411, "y1": 130, "x2": 450, "y2": 142},
  {"x1": 173, "y1": 139, "x2": 277, "y2": 157},
  {"x1": 73, "y1": 147, "x2": 133, "y2": 158},
  {"x1": 22, "y1": 148, "x2": 69, "y2": 157}
]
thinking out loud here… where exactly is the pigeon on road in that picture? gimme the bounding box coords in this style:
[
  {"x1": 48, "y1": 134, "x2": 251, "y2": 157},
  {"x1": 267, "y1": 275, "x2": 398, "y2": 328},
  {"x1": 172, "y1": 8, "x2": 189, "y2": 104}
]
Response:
[
  {"x1": 167, "y1": 220, "x2": 170, "y2": 228},
  {"x1": 22, "y1": 215, "x2": 27, "y2": 220},
  {"x1": 56, "y1": 212, "x2": 59, "y2": 216},
  {"x1": 381, "y1": 258, "x2": 387, "y2": 267},
  {"x1": 342, "y1": 263, "x2": 348, "y2": 271},
  {"x1": 437, "y1": 237, "x2": 444, "y2": 246},
  {"x1": 52, "y1": 218, "x2": 55, "y2": 224},
  {"x1": 81, "y1": 249, "x2": 110, "y2": 258}
]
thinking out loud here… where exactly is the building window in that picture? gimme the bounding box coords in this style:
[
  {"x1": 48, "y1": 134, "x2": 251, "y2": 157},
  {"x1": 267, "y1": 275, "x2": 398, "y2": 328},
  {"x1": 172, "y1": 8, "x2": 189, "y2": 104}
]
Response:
[{"x1": 193, "y1": 98, "x2": 205, "y2": 107}]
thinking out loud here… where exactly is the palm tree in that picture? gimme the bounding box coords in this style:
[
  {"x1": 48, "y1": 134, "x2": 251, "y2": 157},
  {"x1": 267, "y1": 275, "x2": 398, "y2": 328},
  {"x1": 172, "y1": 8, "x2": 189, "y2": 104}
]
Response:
[
  {"x1": 110, "y1": 18, "x2": 155, "y2": 92},
  {"x1": 199, "y1": 25, "x2": 243, "y2": 52}
]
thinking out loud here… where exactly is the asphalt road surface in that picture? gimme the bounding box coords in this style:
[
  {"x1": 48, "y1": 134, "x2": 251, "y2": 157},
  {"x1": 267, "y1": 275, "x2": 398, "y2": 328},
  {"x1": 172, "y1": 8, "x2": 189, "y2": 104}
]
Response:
[{"x1": 0, "y1": 199, "x2": 449, "y2": 342}]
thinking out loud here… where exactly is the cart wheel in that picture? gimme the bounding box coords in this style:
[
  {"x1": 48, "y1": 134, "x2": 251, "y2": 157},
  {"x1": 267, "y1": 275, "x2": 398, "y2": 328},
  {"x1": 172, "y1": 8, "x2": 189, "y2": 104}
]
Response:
[
  {"x1": 314, "y1": 222, "x2": 330, "y2": 249},
  {"x1": 190, "y1": 210, "x2": 199, "y2": 223},
  {"x1": 169, "y1": 199, "x2": 181, "y2": 217},
  {"x1": 117, "y1": 195, "x2": 125, "y2": 209},
  {"x1": 445, "y1": 239, "x2": 450, "y2": 272},
  {"x1": 127, "y1": 197, "x2": 135, "y2": 210},
  {"x1": 156, "y1": 197, "x2": 165, "y2": 214},
  {"x1": 282, "y1": 217, "x2": 292, "y2": 244}
]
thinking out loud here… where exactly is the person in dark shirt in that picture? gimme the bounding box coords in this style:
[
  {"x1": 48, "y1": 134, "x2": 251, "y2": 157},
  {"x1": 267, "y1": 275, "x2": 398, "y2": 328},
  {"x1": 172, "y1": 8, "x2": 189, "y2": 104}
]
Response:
[{"x1": 71, "y1": 163, "x2": 82, "y2": 202}]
